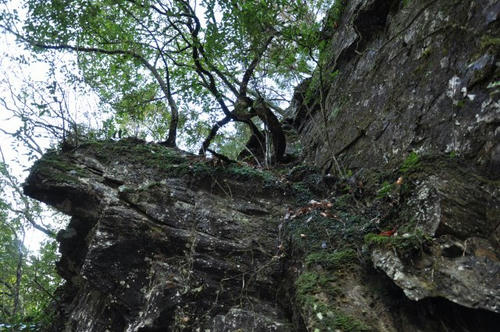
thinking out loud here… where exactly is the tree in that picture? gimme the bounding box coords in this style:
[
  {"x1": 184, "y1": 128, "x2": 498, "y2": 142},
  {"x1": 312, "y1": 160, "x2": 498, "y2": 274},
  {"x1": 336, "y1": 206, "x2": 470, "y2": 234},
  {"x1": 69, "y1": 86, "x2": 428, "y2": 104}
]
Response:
[
  {"x1": 0, "y1": 0, "x2": 336, "y2": 327},
  {"x1": 0, "y1": 161, "x2": 62, "y2": 329},
  {"x1": 1, "y1": 0, "x2": 331, "y2": 161},
  {"x1": 0, "y1": 49, "x2": 76, "y2": 326},
  {"x1": 0, "y1": 208, "x2": 25, "y2": 323}
]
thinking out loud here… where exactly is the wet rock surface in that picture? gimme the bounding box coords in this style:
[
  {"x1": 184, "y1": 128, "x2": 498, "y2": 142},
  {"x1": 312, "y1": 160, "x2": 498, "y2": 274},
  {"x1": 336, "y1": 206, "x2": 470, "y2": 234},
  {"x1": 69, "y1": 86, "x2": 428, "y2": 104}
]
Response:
[
  {"x1": 370, "y1": 160, "x2": 500, "y2": 313},
  {"x1": 289, "y1": 0, "x2": 500, "y2": 327},
  {"x1": 23, "y1": 141, "x2": 500, "y2": 331}
]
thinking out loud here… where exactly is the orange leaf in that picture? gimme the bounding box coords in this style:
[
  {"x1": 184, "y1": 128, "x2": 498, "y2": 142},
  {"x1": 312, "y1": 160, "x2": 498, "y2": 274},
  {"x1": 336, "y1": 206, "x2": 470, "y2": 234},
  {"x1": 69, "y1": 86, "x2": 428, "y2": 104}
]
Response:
[{"x1": 379, "y1": 229, "x2": 397, "y2": 237}]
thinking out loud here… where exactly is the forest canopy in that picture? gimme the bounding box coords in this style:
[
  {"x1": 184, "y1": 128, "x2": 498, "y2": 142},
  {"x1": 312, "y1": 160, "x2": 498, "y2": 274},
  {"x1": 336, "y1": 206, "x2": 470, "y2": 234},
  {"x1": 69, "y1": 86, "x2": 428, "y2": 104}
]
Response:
[{"x1": 2, "y1": 0, "x2": 335, "y2": 160}]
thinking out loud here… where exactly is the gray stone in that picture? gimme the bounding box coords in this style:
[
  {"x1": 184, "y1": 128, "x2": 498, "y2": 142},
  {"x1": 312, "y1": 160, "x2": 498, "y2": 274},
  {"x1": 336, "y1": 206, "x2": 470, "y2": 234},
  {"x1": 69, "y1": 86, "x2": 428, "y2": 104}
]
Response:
[
  {"x1": 22, "y1": 0, "x2": 500, "y2": 330},
  {"x1": 24, "y1": 142, "x2": 291, "y2": 331},
  {"x1": 292, "y1": 0, "x2": 500, "y2": 176},
  {"x1": 372, "y1": 242, "x2": 500, "y2": 312}
]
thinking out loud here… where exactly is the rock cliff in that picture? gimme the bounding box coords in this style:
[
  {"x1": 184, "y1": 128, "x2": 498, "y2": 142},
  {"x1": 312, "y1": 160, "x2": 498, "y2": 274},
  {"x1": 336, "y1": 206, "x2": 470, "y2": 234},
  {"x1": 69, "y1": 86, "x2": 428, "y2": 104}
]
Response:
[
  {"x1": 24, "y1": 141, "x2": 298, "y2": 331},
  {"x1": 294, "y1": 0, "x2": 499, "y2": 177},
  {"x1": 23, "y1": 0, "x2": 500, "y2": 331}
]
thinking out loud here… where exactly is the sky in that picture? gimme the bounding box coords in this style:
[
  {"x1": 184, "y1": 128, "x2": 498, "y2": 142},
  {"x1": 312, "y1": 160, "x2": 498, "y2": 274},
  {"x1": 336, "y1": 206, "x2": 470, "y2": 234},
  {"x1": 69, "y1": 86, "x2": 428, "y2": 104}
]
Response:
[
  {"x1": 0, "y1": 17, "x2": 88, "y2": 252},
  {"x1": 0, "y1": 0, "x2": 237, "y2": 251},
  {"x1": 1, "y1": 27, "x2": 47, "y2": 251}
]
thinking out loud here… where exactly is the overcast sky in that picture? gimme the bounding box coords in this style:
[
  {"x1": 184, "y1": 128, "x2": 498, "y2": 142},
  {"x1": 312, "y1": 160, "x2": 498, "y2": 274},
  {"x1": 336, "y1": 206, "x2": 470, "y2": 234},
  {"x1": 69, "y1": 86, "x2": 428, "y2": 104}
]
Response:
[{"x1": 0, "y1": 17, "x2": 85, "y2": 252}]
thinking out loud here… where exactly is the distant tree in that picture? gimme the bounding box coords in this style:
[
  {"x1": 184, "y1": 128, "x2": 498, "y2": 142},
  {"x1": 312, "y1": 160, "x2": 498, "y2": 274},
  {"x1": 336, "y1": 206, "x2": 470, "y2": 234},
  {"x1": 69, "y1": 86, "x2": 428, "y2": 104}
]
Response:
[
  {"x1": 0, "y1": 58, "x2": 72, "y2": 324},
  {"x1": 0, "y1": 160, "x2": 62, "y2": 329}
]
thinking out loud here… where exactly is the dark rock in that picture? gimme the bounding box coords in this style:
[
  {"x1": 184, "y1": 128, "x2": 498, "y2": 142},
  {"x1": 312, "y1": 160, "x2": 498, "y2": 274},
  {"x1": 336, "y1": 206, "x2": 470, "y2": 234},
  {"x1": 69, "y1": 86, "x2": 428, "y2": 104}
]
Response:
[
  {"x1": 372, "y1": 243, "x2": 500, "y2": 312},
  {"x1": 292, "y1": 0, "x2": 500, "y2": 175},
  {"x1": 289, "y1": 0, "x2": 500, "y2": 326},
  {"x1": 24, "y1": 142, "x2": 293, "y2": 331}
]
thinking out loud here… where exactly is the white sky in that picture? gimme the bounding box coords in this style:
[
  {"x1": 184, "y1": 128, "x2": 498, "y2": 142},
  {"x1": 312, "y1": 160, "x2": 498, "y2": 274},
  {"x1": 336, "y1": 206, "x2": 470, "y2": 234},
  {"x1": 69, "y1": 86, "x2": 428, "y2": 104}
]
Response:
[
  {"x1": 0, "y1": 0, "x2": 250, "y2": 254},
  {"x1": 0, "y1": 18, "x2": 83, "y2": 252},
  {"x1": 1, "y1": 26, "x2": 48, "y2": 251}
]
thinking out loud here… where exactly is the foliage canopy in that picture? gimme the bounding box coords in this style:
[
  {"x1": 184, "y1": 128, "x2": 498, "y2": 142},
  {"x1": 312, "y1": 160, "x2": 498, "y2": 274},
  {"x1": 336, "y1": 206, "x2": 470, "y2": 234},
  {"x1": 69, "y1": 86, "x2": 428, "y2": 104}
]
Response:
[
  {"x1": 2, "y1": 0, "x2": 333, "y2": 159},
  {"x1": 0, "y1": 161, "x2": 62, "y2": 328}
]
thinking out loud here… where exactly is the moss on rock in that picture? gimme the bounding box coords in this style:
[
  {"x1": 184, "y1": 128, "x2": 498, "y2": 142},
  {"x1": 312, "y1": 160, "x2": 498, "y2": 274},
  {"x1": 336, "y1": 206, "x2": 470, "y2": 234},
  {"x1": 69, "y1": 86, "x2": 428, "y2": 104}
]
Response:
[{"x1": 295, "y1": 270, "x2": 371, "y2": 331}]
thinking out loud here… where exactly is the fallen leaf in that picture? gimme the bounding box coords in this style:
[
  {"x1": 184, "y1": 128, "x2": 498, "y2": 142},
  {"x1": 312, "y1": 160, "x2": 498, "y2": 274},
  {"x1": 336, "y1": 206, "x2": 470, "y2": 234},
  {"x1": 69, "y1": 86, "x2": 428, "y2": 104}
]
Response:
[{"x1": 379, "y1": 229, "x2": 397, "y2": 237}]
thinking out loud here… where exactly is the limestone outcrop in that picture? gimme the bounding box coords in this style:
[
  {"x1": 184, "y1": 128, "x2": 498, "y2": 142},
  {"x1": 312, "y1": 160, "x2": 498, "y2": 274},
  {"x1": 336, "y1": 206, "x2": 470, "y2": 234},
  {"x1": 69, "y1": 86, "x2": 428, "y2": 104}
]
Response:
[
  {"x1": 293, "y1": 0, "x2": 499, "y2": 178},
  {"x1": 291, "y1": 0, "x2": 500, "y2": 324}
]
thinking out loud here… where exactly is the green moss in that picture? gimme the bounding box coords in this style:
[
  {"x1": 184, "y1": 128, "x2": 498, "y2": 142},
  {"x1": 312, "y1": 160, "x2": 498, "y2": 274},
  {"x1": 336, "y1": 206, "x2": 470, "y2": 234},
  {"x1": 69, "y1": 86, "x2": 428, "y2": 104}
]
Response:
[
  {"x1": 326, "y1": 0, "x2": 347, "y2": 28},
  {"x1": 480, "y1": 35, "x2": 500, "y2": 52},
  {"x1": 100, "y1": 140, "x2": 186, "y2": 167},
  {"x1": 333, "y1": 194, "x2": 352, "y2": 208},
  {"x1": 296, "y1": 272, "x2": 329, "y2": 300},
  {"x1": 421, "y1": 47, "x2": 432, "y2": 58},
  {"x1": 84, "y1": 140, "x2": 280, "y2": 185},
  {"x1": 295, "y1": 271, "x2": 340, "y2": 313},
  {"x1": 304, "y1": 71, "x2": 322, "y2": 104},
  {"x1": 305, "y1": 249, "x2": 357, "y2": 270},
  {"x1": 291, "y1": 183, "x2": 313, "y2": 203},
  {"x1": 376, "y1": 181, "x2": 394, "y2": 199},
  {"x1": 32, "y1": 151, "x2": 89, "y2": 184},
  {"x1": 295, "y1": 271, "x2": 371, "y2": 331},
  {"x1": 288, "y1": 164, "x2": 314, "y2": 180},
  {"x1": 487, "y1": 80, "x2": 500, "y2": 89},
  {"x1": 224, "y1": 164, "x2": 274, "y2": 182},
  {"x1": 330, "y1": 311, "x2": 372, "y2": 332},
  {"x1": 364, "y1": 233, "x2": 392, "y2": 247},
  {"x1": 286, "y1": 212, "x2": 333, "y2": 252},
  {"x1": 400, "y1": 152, "x2": 420, "y2": 173},
  {"x1": 364, "y1": 231, "x2": 430, "y2": 260},
  {"x1": 284, "y1": 199, "x2": 375, "y2": 255}
]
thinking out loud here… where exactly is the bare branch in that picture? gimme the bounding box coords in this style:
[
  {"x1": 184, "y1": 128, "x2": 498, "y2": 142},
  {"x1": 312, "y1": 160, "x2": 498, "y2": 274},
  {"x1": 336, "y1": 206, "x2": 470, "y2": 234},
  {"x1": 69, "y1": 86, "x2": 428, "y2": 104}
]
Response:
[
  {"x1": 0, "y1": 147, "x2": 56, "y2": 237},
  {"x1": 198, "y1": 115, "x2": 232, "y2": 155},
  {"x1": 239, "y1": 34, "x2": 275, "y2": 97}
]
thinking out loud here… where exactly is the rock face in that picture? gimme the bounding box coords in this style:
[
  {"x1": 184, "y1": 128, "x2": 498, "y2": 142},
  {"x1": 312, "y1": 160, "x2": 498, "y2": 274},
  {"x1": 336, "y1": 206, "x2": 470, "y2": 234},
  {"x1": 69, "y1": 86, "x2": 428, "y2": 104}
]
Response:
[
  {"x1": 366, "y1": 157, "x2": 500, "y2": 313},
  {"x1": 293, "y1": 0, "x2": 499, "y2": 177},
  {"x1": 24, "y1": 141, "x2": 294, "y2": 331},
  {"x1": 23, "y1": 0, "x2": 500, "y2": 331},
  {"x1": 290, "y1": 0, "x2": 500, "y2": 325},
  {"x1": 24, "y1": 142, "x2": 500, "y2": 331}
]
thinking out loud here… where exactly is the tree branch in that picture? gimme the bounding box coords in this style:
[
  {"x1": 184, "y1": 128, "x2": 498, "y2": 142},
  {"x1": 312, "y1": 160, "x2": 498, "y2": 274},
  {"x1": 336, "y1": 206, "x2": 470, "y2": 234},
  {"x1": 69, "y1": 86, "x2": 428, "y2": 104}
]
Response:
[
  {"x1": 198, "y1": 115, "x2": 232, "y2": 155},
  {"x1": 10, "y1": 28, "x2": 179, "y2": 146},
  {"x1": 239, "y1": 34, "x2": 275, "y2": 97},
  {"x1": 0, "y1": 147, "x2": 56, "y2": 237}
]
